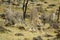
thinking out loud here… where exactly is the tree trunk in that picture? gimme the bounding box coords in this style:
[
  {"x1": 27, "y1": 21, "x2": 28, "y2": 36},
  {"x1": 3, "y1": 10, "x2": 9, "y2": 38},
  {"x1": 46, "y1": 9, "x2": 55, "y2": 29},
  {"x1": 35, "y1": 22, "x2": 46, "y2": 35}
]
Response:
[{"x1": 23, "y1": 0, "x2": 29, "y2": 20}]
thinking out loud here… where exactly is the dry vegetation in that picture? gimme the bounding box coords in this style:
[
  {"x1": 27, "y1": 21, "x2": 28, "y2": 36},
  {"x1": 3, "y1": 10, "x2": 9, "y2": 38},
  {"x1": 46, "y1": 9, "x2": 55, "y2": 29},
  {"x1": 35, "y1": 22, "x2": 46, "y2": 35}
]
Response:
[{"x1": 0, "y1": 0, "x2": 60, "y2": 40}]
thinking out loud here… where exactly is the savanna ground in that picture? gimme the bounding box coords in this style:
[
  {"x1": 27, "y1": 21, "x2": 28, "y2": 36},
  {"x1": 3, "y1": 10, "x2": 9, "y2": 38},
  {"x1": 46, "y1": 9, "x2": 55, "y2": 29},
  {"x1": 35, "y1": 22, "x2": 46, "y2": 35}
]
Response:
[{"x1": 0, "y1": 0, "x2": 60, "y2": 40}]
